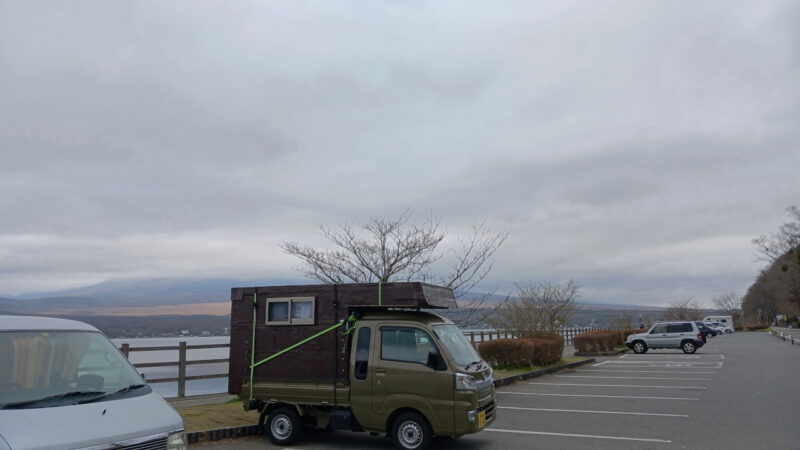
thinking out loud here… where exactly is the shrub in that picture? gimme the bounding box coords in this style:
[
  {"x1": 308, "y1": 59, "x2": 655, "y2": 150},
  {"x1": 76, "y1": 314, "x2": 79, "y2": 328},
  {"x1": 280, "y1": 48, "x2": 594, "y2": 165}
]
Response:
[
  {"x1": 741, "y1": 323, "x2": 769, "y2": 331},
  {"x1": 573, "y1": 329, "x2": 639, "y2": 353},
  {"x1": 478, "y1": 336, "x2": 564, "y2": 367}
]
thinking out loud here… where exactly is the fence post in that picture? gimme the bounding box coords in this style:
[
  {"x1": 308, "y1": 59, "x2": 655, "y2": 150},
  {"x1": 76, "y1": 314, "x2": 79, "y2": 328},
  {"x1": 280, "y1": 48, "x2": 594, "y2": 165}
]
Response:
[
  {"x1": 121, "y1": 343, "x2": 129, "y2": 359},
  {"x1": 178, "y1": 341, "x2": 187, "y2": 398}
]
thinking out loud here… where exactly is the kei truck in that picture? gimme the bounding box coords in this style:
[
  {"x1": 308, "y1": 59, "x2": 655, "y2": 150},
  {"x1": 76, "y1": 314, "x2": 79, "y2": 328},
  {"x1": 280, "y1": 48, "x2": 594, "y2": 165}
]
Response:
[{"x1": 227, "y1": 282, "x2": 496, "y2": 450}]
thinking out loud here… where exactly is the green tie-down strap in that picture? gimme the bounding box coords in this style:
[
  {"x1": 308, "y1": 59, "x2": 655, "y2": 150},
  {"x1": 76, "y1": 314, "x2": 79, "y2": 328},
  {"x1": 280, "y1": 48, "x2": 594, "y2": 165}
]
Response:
[{"x1": 250, "y1": 314, "x2": 357, "y2": 369}]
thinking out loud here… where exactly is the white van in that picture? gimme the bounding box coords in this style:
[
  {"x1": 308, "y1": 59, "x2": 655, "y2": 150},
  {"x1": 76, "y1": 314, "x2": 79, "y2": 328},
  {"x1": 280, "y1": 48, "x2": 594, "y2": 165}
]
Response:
[
  {"x1": 703, "y1": 315, "x2": 734, "y2": 332},
  {"x1": 0, "y1": 315, "x2": 187, "y2": 450}
]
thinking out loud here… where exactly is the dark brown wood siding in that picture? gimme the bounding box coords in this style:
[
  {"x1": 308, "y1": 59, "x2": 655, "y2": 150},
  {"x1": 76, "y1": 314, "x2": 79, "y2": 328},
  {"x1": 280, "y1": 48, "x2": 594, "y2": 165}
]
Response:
[{"x1": 227, "y1": 282, "x2": 455, "y2": 395}]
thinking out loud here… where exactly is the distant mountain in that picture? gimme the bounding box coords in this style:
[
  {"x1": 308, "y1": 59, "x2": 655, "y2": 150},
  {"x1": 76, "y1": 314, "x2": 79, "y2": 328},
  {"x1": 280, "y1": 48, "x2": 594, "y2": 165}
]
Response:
[
  {"x1": 0, "y1": 277, "x2": 303, "y2": 315},
  {"x1": 1, "y1": 277, "x2": 663, "y2": 317}
]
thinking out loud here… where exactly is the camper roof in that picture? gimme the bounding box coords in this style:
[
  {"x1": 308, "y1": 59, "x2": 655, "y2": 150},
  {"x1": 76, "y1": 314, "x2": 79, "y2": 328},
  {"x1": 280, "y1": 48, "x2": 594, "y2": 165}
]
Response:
[{"x1": 231, "y1": 282, "x2": 457, "y2": 309}]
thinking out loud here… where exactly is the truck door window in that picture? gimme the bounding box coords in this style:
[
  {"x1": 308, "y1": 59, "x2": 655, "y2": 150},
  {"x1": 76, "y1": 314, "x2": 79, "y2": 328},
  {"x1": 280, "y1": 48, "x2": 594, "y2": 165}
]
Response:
[
  {"x1": 354, "y1": 328, "x2": 370, "y2": 380},
  {"x1": 380, "y1": 327, "x2": 439, "y2": 365}
]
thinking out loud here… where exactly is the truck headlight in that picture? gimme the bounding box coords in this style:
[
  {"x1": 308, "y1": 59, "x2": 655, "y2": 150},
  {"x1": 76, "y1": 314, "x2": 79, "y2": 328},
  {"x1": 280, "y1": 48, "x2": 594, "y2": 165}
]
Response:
[
  {"x1": 455, "y1": 372, "x2": 477, "y2": 391},
  {"x1": 167, "y1": 430, "x2": 187, "y2": 450}
]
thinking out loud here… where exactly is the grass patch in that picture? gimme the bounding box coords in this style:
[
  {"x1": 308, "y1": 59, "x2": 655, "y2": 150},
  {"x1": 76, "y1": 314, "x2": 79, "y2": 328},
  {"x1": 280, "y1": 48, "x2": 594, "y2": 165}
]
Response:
[
  {"x1": 176, "y1": 401, "x2": 259, "y2": 432},
  {"x1": 492, "y1": 357, "x2": 588, "y2": 378}
]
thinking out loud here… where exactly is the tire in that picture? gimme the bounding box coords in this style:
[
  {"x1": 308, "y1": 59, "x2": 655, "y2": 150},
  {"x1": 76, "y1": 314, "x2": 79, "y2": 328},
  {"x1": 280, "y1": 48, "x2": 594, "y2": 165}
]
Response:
[
  {"x1": 725, "y1": 329, "x2": 732, "y2": 334},
  {"x1": 681, "y1": 340, "x2": 697, "y2": 354},
  {"x1": 631, "y1": 341, "x2": 648, "y2": 354},
  {"x1": 265, "y1": 406, "x2": 301, "y2": 446},
  {"x1": 716, "y1": 330, "x2": 722, "y2": 336},
  {"x1": 391, "y1": 411, "x2": 433, "y2": 450}
]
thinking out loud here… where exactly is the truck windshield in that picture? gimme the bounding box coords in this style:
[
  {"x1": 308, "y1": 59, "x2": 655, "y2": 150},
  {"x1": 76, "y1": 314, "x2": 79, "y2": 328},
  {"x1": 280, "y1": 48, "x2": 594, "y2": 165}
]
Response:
[
  {"x1": 0, "y1": 331, "x2": 146, "y2": 409},
  {"x1": 432, "y1": 324, "x2": 481, "y2": 369}
]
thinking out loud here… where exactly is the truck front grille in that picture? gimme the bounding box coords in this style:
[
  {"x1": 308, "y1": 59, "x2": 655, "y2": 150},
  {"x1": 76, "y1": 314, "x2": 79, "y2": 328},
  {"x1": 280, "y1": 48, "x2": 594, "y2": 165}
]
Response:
[{"x1": 478, "y1": 400, "x2": 496, "y2": 424}]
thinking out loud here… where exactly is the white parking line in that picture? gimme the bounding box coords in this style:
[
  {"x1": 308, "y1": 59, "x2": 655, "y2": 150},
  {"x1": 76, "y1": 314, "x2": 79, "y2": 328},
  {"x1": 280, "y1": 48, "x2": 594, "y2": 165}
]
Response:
[
  {"x1": 498, "y1": 405, "x2": 689, "y2": 418},
  {"x1": 485, "y1": 428, "x2": 672, "y2": 443},
  {"x1": 602, "y1": 362, "x2": 724, "y2": 368},
  {"x1": 592, "y1": 361, "x2": 611, "y2": 366},
  {"x1": 606, "y1": 360, "x2": 721, "y2": 364},
  {"x1": 495, "y1": 392, "x2": 699, "y2": 400},
  {"x1": 556, "y1": 375, "x2": 712, "y2": 381},
  {"x1": 528, "y1": 382, "x2": 707, "y2": 389},
  {"x1": 576, "y1": 369, "x2": 718, "y2": 375}
]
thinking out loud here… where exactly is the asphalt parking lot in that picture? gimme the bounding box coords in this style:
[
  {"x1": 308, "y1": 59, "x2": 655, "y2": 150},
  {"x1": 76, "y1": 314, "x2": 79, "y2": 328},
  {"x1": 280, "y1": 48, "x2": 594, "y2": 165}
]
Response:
[{"x1": 195, "y1": 332, "x2": 800, "y2": 449}]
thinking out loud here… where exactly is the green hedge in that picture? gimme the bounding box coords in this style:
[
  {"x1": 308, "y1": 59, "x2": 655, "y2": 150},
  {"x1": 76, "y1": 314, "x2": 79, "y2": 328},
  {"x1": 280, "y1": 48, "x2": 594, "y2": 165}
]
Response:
[
  {"x1": 573, "y1": 329, "x2": 639, "y2": 353},
  {"x1": 478, "y1": 337, "x2": 564, "y2": 367}
]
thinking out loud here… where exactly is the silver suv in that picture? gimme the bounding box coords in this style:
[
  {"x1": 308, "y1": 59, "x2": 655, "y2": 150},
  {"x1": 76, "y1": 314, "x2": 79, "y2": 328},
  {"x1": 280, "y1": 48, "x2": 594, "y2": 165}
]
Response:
[{"x1": 625, "y1": 321, "x2": 705, "y2": 354}]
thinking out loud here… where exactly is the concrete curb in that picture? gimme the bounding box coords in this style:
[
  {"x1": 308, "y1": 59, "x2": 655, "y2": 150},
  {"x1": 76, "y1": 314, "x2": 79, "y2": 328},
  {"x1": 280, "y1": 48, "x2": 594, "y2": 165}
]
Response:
[
  {"x1": 187, "y1": 424, "x2": 264, "y2": 444},
  {"x1": 492, "y1": 358, "x2": 595, "y2": 387},
  {"x1": 573, "y1": 348, "x2": 627, "y2": 357}
]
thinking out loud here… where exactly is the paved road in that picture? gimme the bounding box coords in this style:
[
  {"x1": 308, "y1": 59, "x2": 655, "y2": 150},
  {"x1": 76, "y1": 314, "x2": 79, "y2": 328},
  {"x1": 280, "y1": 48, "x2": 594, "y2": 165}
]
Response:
[{"x1": 193, "y1": 332, "x2": 799, "y2": 449}]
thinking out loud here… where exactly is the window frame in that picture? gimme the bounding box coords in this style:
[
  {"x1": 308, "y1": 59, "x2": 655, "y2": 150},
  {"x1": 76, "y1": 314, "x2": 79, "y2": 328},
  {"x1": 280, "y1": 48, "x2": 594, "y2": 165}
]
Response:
[{"x1": 265, "y1": 297, "x2": 316, "y2": 325}]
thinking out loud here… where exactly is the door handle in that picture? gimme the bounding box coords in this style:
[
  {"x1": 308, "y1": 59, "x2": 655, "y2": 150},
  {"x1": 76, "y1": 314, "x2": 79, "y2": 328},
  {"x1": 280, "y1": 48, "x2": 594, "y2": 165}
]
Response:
[{"x1": 375, "y1": 368, "x2": 386, "y2": 376}]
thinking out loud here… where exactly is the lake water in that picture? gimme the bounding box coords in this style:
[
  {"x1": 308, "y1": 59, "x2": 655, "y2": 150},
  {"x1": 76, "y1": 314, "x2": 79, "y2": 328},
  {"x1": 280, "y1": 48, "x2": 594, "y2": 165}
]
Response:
[{"x1": 112, "y1": 336, "x2": 230, "y2": 398}]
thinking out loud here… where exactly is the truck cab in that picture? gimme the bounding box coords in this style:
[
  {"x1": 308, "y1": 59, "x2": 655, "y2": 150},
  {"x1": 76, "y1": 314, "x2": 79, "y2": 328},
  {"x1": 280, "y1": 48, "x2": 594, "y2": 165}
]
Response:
[{"x1": 346, "y1": 311, "x2": 495, "y2": 445}]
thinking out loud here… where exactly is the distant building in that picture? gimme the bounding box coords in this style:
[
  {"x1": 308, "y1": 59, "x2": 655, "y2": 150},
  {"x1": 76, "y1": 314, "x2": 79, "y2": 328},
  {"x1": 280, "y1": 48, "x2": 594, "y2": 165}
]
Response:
[
  {"x1": 180, "y1": 330, "x2": 189, "y2": 335},
  {"x1": 201, "y1": 330, "x2": 211, "y2": 336}
]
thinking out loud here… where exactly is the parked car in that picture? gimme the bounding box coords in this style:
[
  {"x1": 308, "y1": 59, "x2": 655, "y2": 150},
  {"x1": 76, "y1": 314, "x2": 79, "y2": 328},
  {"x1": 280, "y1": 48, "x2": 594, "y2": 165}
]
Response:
[
  {"x1": 625, "y1": 321, "x2": 705, "y2": 354},
  {"x1": 695, "y1": 321, "x2": 717, "y2": 341},
  {"x1": 710, "y1": 322, "x2": 734, "y2": 334},
  {"x1": 0, "y1": 315, "x2": 187, "y2": 450}
]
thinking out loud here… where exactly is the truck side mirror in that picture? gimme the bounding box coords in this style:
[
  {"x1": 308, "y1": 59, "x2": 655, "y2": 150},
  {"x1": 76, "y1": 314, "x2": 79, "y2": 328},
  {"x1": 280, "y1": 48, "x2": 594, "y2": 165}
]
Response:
[{"x1": 427, "y1": 351, "x2": 447, "y2": 371}]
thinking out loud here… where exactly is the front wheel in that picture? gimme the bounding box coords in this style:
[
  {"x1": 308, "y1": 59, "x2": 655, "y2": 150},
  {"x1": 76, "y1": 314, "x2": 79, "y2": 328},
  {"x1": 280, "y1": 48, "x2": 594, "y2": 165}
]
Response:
[
  {"x1": 681, "y1": 340, "x2": 697, "y2": 354},
  {"x1": 632, "y1": 341, "x2": 648, "y2": 354},
  {"x1": 265, "y1": 406, "x2": 301, "y2": 446},
  {"x1": 725, "y1": 329, "x2": 732, "y2": 334},
  {"x1": 391, "y1": 411, "x2": 433, "y2": 450}
]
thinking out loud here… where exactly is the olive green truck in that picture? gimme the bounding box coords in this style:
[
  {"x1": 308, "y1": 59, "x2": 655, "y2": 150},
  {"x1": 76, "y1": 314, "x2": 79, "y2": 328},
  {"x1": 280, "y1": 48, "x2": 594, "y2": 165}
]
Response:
[{"x1": 227, "y1": 282, "x2": 496, "y2": 450}]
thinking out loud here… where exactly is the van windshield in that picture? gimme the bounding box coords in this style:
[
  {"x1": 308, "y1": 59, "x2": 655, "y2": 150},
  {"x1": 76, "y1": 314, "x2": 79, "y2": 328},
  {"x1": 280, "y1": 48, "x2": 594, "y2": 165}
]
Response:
[
  {"x1": 0, "y1": 331, "x2": 147, "y2": 409},
  {"x1": 432, "y1": 324, "x2": 481, "y2": 369}
]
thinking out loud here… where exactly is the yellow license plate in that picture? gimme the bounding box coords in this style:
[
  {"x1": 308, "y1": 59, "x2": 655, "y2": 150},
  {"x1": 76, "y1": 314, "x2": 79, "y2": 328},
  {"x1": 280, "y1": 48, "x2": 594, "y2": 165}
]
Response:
[{"x1": 477, "y1": 410, "x2": 486, "y2": 428}]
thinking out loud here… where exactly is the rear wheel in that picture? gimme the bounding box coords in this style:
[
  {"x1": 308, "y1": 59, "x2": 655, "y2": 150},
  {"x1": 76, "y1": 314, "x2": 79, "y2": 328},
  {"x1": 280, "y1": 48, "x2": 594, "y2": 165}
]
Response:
[
  {"x1": 681, "y1": 340, "x2": 697, "y2": 354},
  {"x1": 266, "y1": 406, "x2": 301, "y2": 446},
  {"x1": 391, "y1": 411, "x2": 432, "y2": 450},
  {"x1": 632, "y1": 341, "x2": 648, "y2": 354},
  {"x1": 725, "y1": 329, "x2": 732, "y2": 334}
]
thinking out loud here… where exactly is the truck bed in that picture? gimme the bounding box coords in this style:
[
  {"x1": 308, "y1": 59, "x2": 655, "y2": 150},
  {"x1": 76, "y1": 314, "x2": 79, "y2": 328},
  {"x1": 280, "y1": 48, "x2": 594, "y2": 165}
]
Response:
[{"x1": 244, "y1": 379, "x2": 352, "y2": 407}]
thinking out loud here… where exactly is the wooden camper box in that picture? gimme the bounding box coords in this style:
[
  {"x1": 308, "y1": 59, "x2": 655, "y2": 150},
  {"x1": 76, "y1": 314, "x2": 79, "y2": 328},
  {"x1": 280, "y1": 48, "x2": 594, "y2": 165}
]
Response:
[{"x1": 227, "y1": 282, "x2": 456, "y2": 395}]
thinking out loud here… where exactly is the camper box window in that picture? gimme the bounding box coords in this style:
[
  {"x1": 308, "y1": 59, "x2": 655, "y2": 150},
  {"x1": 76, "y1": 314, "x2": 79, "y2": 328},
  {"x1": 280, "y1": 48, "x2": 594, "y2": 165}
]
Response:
[{"x1": 266, "y1": 297, "x2": 315, "y2": 325}]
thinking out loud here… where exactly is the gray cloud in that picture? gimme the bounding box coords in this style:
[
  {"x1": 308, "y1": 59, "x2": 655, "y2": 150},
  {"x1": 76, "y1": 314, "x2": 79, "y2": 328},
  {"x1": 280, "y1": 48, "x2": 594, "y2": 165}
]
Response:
[{"x1": 1, "y1": 1, "x2": 798, "y2": 306}]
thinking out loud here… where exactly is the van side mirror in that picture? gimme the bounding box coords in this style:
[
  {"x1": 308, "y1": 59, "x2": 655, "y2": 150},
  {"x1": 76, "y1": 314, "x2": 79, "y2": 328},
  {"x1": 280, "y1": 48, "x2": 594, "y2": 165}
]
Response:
[{"x1": 426, "y1": 352, "x2": 447, "y2": 371}]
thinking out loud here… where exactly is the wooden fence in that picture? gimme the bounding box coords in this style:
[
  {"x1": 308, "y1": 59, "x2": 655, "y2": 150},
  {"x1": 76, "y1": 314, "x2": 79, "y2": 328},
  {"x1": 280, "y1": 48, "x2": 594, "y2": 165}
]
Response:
[
  {"x1": 120, "y1": 342, "x2": 229, "y2": 398},
  {"x1": 119, "y1": 327, "x2": 620, "y2": 397}
]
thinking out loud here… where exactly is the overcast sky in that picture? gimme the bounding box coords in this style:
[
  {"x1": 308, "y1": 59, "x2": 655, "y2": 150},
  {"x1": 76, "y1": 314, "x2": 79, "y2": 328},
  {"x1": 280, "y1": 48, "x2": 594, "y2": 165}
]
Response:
[{"x1": 1, "y1": 1, "x2": 798, "y2": 306}]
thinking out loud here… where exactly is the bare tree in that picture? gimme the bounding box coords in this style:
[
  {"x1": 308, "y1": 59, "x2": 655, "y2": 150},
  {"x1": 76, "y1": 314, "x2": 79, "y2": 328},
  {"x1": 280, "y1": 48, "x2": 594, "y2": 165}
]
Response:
[
  {"x1": 280, "y1": 211, "x2": 508, "y2": 325},
  {"x1": 752, "y1": 205, "x2": 800, "y2": 262},
  {"x1": 662, "y1": 298, "x2": 704, "y2": 321},
  {"x1": 711, "y1": 292, "x2": 742, "y2": 323},
  {"x1": 608, "y1": 313, "x2": 635, "y2": 329},
  {"x1": 488, "y1": 280, "x2": 580, "y2": 338}
]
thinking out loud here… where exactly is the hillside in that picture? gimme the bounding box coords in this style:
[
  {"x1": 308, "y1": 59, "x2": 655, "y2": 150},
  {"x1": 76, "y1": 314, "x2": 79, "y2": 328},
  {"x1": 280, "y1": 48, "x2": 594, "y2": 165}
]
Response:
[{"x1": 742, "y1": 247, "x2": 800, "y2": 323}]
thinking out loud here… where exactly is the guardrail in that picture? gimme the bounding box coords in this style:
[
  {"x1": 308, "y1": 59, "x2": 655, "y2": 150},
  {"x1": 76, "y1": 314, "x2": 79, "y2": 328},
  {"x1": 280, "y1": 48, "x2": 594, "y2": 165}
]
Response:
[
  {"x1": 769, "y1": 330, "x2": 798, "y2": 345},
  {"x1": 464, "y1": 327, "x2": 607, "y2": 346},
  {"x1": 119, "y1": 342, "x2": 230, "y2": 398}
]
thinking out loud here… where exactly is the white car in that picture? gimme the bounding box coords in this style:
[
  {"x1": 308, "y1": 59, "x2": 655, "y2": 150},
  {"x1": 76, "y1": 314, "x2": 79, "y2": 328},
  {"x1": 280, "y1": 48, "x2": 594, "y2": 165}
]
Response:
[
  {"x1": 710, "y1": 322, "x2": 734, "y2": 334},
  {"x1": 626, "y1": 321, "x2": 705, "y2": 354},
  {"x1": 0, "y1": 315, "x2": 188, "y2": 450}
]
